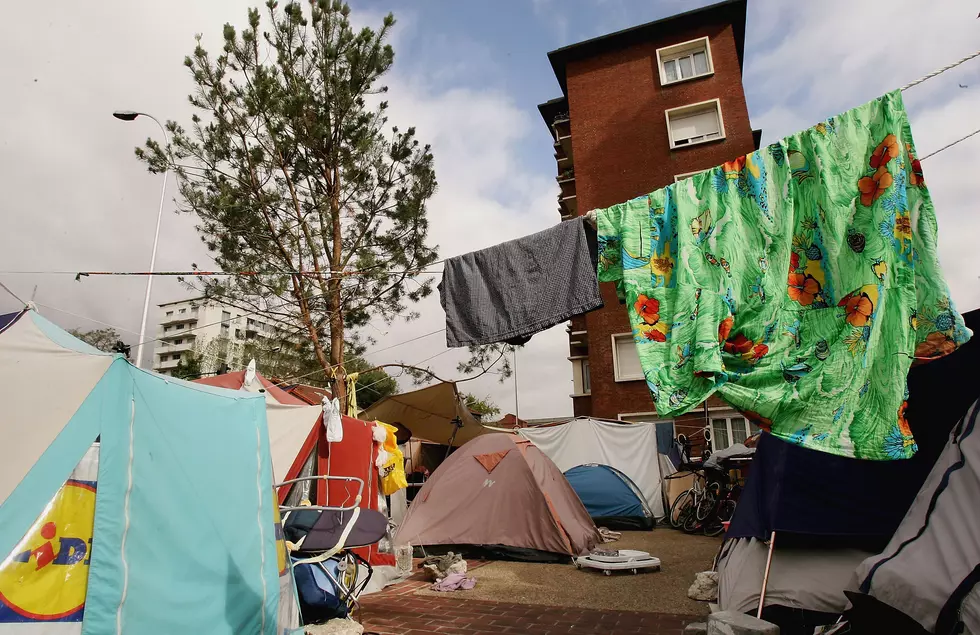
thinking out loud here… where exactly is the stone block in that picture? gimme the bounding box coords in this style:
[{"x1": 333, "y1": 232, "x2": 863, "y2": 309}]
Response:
[{"x1": 707, "y1": 610, "x2": 779, "y2": 635}]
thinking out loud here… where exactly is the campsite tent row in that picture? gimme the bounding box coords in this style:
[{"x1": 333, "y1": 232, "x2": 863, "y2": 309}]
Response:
[{"x1": 0, "y1": 309, "x2": 399, "y2": 632}]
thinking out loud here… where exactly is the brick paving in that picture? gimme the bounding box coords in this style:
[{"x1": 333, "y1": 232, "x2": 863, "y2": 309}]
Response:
[{"x1": 357, "y1": 567, "x2": 696, "y2": 635}]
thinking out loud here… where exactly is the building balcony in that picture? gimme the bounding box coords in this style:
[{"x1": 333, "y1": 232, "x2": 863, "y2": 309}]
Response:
[
  {"x1": 159, "y1": 330, "x2": 197, "y2": 342},
  {"x1": 553, "y1": 134, "x2": 574, "y2": 166},
  {"x1": 559, "y1": 193, "x2": 578, "y2": 218},
  {"x1": 160, "y1": 311, "x2": 200, "y2": 327},
  {"x1": 155, "y1": 357, "x2": 181, "y2": 371},
  {"x1": 156, "y1": 340, "x2": 194, "y2": 355}
]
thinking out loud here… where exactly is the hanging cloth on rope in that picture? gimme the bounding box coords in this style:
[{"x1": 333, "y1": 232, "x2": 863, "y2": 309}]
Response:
[
  {"x1": 595, "y1": 90, "x2": 971, "y2": 461},
  {"x1": 344, "y1": 372, "x2": 359, "y2": 417}
]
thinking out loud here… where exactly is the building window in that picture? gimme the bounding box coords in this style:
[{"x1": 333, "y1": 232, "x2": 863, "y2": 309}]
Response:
[
  {"x1": 166, "y1": 311, "x2": 173, "y2": 317},
  {"x1": 619, "y1": 413, "x2": 673, "y2": 427},
  {"x1": 572, "y1": 358, "x2": 591, "y2": 396},
  {"x1": 674, "y1": 170, "x2": 708, "y2": 182},
  {"x1": 176, "y1": 324, "x2": 184, "y2": 330},
  {"x1": 665, "y1": 99, "x2": 725, "y2": 149},
  {"x1": 710, "y1": 415, "x2": 760, "y2": 452},
  {"x1": 174, "y1": 339, "x2": 183, "y2": 345},
  {"x1": 163, "y1": 326, "x2": 171, "y2": 333},
  {"x1": 178, "y1": 308, "x2": 186, "y2": 314},
  {"x1": 657, "y1": 37, "x2": 713, "y2": 86},
  {"x1": 611, "y1": 333, "x2": 644, "y2": 382}
]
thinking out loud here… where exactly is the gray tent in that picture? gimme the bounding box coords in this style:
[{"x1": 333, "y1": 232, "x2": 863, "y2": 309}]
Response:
[
  {"x1": 847, "y1": 398, "x2": 980, "y2": 634},
  {"x1": 718, "y1": 538, "x2": 872, "y2": 616}
]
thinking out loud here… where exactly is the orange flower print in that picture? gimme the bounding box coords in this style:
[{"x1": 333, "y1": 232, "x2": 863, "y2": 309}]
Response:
[
  {"x1": 789, "y1": 251, "x2": 801, "y2": 272},
  {"x1": 741, "y1": 410, "x2": 772, "y2": 433},
  {"x1": 750, "y1": 343, "x2": 769, "y2": 361},
  {"x1": 914, "y1": 331, "x2": 957, "y2": 360},
  {"x1": 788, "y1": 273, "x2": 822, "y2": 306},
  {"x1": 907, "y1": 143, "x2": 925, "y2": 187},
  {"x1": 638, "y1": 323, "x2": 668, "y2": 342},
  {"x1": 897, "y1": 401, "x2": 912, "y2": 438},
  {"x1": 869, "y1": 134, "x2": 900, "y2": 169},
  {"x1": 858, "y1": 165, "x2": 894, "y2": 206},
  {"x1": 634, "y1": 294, "x2": 661, "y2": 326},
  {"x1": 718, "y1": 316, "x2": 734, "y2": 343},
  {"x1": 724, "y1": 333, "x2": 754, "y2": 355},
  {"x1": 839, "y1": 290, "x2": 875, "y2": 327},
  {"x1": 722, "y1": 156, "x2": 747, "y2": 174}
]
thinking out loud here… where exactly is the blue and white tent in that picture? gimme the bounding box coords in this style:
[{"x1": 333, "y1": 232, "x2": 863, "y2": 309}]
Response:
[
  {"x1": 564, "y1": 464, "x2": 654, "y2": 530},
  {"x1": 0, "y1": 309, "x2": 298, "y2": 634}
]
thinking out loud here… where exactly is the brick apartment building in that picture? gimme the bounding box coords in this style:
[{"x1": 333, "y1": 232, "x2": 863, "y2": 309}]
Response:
[{"x1": 538, "y1": 0, "x2": 761, "y2": 454}]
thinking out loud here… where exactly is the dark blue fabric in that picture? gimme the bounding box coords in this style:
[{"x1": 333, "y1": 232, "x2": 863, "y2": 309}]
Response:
[
  {"x1": 293, "y1": 560, "x2": 348, "y2": 620},
  {"x1": 727, "y1": 308, "x2": 980, "y2": 547},
  {"x1": 564, "y1": 465, "x2": 644, "y2": 520},
  {"x1": 655, "y1": 422, "x2": 674, "y2": 455},
  {"x1": 0, "y1": 311, "x2": 23, "y2": 333}
]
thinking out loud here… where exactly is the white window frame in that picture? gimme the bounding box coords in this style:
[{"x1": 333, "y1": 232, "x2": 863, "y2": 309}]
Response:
[
  {"x1": 618, "y1": 412, "x2": 673, "y2": 429},
  {"x1": 582, "y1": 359, "x2": 591, "y2": 394},
  {"x1": 665, "y1": 99, "x2": 725, "y2": 150},
  {"x1": 674, "y1": 169, "x2": 708, "y2": 182},
  {"x1": 709, "y1": 413, "x2": 760, "y2": 452},
  {"x1": 656, "y1": 36, "x2": 714, "y2": 86},
  {"x1": 611, "y1": 333, "x2": 645, "y2": 382}
]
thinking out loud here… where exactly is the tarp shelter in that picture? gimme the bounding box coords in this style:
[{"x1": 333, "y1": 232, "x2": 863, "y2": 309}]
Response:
[
  {"x1": 563, "y1": 464, "x2": 654, "y2": 530},
  {"x1": 198, "y1": 372, "x2": 395, "y2": 568},
  {"x1": 394, "y1": 434, "x2": 599, "y2": 561},
  {"x1": 360, "y1": 382, "x2": 489, "y2": 447},
  {"x1": 518, "y1": 417, "x2": 667, "y2": 518},
  {"x1": 0, "y1": 310, "x2": 295, "y2": 634},
  {"x1": 846, "y1": 398, "x2": 980, "y2": 635}
]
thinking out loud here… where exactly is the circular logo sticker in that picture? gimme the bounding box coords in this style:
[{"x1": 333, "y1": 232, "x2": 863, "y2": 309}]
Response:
[{"x1": 0, "y1": 480, "x2": 96, "y2": 621}]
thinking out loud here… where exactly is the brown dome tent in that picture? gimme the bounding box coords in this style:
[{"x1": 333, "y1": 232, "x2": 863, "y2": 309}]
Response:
[{"x1": 394, "y1": 434, "x2": 600, "y2": 562}]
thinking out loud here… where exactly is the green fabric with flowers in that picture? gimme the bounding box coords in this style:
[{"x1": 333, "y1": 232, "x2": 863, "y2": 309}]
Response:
[{"x1": 596, "y1": 90, "x2": 971, "y2": 460}]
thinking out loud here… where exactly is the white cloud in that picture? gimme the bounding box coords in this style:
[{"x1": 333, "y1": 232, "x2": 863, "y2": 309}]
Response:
[{"x1": 745, "y1": 0, "x2": 980, "y2": 312}]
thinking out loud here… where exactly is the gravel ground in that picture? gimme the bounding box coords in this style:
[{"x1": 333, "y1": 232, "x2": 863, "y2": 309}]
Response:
[{"x1": 413, "y1": 530, "x2": 719, "y2": 615}]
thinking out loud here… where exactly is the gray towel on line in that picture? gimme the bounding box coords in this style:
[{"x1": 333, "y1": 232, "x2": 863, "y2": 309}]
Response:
[{"x1": 438, "y1": 216, "x2": 603, "y2": 348}]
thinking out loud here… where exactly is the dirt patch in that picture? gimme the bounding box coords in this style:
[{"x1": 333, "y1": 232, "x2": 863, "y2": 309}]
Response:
[{"x1": 413, "y1": 529, "x2": 719, "y2": 615}]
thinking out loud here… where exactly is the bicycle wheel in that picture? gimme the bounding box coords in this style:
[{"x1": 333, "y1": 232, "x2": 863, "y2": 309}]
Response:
[
  {"x1": 703, "y1": 499, "x2": 736, "y2": 537},
  {"x1": 716, "y1": 499, "x2": 736, "y2": 523},
  {"x1": 695, "y1": 492, "x2": 716, "y2": 521},
  {"x1": 683, "y1": 505, "x2": 701, "y2": 533},
  {"x1": 669, "y1": 490, "x2": 694, "y2": 529}
]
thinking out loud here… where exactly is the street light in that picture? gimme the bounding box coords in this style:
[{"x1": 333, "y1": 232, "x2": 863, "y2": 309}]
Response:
[{"x1": 113, "y1": 110, "x2": 170, "y2": 369}]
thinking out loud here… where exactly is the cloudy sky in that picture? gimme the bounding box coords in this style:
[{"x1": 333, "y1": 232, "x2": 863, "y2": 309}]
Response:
[{"x1": 2, "y1": 0, "x2": 978, "y2": 418}]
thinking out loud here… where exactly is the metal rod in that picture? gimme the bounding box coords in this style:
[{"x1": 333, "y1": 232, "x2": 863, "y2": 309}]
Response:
[
  {"x1": 757, "y1": 530, "x2": 776, "y2": 619},
  {"x1": 121, "y1": 112, "x2": 170, "y2": 369},
  {"x1": 514, "y1": 345, "x2": 520, "y2": 422}
]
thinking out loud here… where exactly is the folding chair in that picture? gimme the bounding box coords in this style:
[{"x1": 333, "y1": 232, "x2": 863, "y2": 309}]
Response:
[{"x1": 276, "y1": 476, "x2": 389, "y2": 623}]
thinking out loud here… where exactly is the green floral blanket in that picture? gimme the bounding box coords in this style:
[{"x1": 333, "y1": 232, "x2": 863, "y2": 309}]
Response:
[{"x1": 596, "y1": 90, "x2": 971, "y2": 460}]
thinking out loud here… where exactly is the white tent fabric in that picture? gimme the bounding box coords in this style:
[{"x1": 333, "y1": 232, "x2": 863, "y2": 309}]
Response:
[
  {"x1": 264, "y1": 402, "x2": 322, "y2": 483},
  {"x1": 0, "y1": 312, "x2": 113, "y2": 507},
  {"x1": 360, "y1": 382, "x2": 487, "y2": 447},
  {"x1": 519, "y1": 417, "x2": 665, "y2": 518},
  {"x1": 850, "y1": 399, "x2": 980, "y2": 634},
  {"x1": 718, "y1": 537, "x2": 873, "y2": 615}
]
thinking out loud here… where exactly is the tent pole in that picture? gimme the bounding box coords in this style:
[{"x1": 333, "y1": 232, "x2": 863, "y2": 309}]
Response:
[
  {"x1": 757, "y1": 531, "x2": 776, "y2": 619},
  {"x1": 445, "y1": 418, "x2": 462, "y2": 460}
]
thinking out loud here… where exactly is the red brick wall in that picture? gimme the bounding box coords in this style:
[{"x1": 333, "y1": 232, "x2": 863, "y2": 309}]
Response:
[{"x1": 565, "y1": 22, "x2": 757, "y2": 420}]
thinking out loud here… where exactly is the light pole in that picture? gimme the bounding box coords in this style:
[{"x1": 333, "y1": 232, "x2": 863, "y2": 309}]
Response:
[{"x1": 113, "y1": 110, "x2": 169, "y2": 369}]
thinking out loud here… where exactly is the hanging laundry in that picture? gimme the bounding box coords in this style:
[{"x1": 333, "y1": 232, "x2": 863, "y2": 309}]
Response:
[
  {"x1": 596, "y1": 90, "x2": 971, "y2": 461},
  {"x1": 439, "y1": 216, "x2": 603, "y2": 347},
  {"x1": 375, "y1": 421, "x2": 408, "y2": 496},
  {"x1": 322, "y1": 397, "x2": 343, "y2": 443}
]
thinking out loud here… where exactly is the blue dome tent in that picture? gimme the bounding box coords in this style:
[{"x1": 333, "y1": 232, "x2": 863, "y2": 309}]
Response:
[{"x1": 564, "y1": 464, "x2": 654, "y2": 530}]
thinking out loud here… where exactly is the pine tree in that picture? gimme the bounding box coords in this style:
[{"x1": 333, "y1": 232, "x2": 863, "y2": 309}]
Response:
[{"x1": 137, "y1": 1, "x2": 443, "y2": 405}]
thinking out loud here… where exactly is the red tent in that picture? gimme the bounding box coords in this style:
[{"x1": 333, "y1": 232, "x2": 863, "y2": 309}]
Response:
[{"x1": 195, "y1": 372, "x2": 394, "y2": 567}]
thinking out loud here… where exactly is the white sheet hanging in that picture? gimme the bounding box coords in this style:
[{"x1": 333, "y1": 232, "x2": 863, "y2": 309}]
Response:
[{"x1": 519, "y1": 418, "x2": 665, "y2": 518}]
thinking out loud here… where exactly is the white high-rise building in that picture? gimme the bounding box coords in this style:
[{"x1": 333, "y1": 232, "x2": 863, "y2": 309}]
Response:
[{"x1": 152, "y1": 297, "x2": 279, "y2": 376}]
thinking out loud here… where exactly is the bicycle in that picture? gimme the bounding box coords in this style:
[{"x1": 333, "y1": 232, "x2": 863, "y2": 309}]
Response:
[{"x1": 667, "y1": 430, "x2": 716, "y2": 530}]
